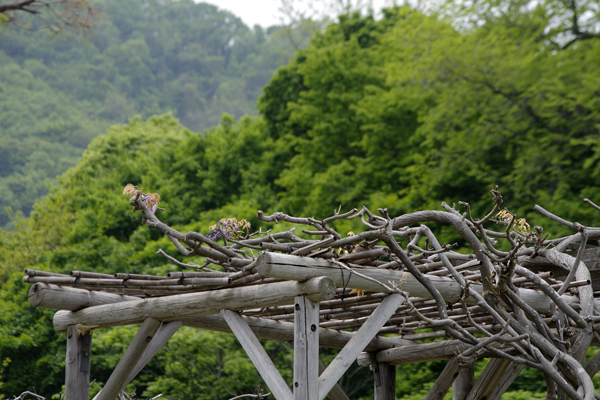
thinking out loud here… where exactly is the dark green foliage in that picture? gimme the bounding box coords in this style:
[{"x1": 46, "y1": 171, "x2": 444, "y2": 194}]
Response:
[{"x1": 1, "y1": 0, "x2": 600, "y2": 398}]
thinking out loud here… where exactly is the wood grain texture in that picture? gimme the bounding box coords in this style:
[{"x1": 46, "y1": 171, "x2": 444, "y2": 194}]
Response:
[
  {"x1": 256, "y1": 253, "x2": 587, "y2": 314},
  {"x1": 318, "y1": 294, "x2": 405, "y2": 400},
  {"x1": 293, "y1": 296, "x2": 319, "y2": 400},
  {"x1": 124, "y1": 320, "x2": 183, "y2": 388},
  {"x1": 425, "y1": 357, "x2": 461, "y2": 400},
  {"x1": 65, "y1": 325, "x2": 92, "y2": 400},
  {"x1": 222, "y1": 310, "x2": 293, "y2": 400},
  {"x1": 54, "y1": 277, "x2": 336, "y2": 332},
  {"x1": 95, "y1": 318, "x2": 161, "y2": 400}
]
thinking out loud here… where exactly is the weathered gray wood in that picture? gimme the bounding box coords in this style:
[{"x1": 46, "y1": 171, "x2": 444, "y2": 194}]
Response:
[
  {"x1": 29, "y1": 283, "x2": 141, "y2": 311},
  {"x1": 30, "y1": 284, "x2": 410, "y2": 353},
  {"x1": 357, "y1": 339, "x2": 472, "y2": 366},
  {"x1": 65, "y1": 325, "x2": 93, "y2": 400},
  {"x1": 465, "y1": 358, "x2": 512, "y2": 400},
  {"x1": 452, "y1": 366, "x2": 474, "y2": 400},
  {"x1": 257, "y1": 253, "x2": 589, "y2": 314},
  {"x1": 222, "y1": 310, "x2": 293, "y2": 400},
  {"x1": 183, "y1": 314, "x2": 415, "y2": 352},
  {"x1": 317, "y1": 294, "x2": 405, "y2": 400},
  {"x1": 96, "y1": 318, "x2": 162, "y2": 400},
  {"x1": 294, "y1": 296, "x2": 319, "y2": 400},
  {"x1": 54, "y1": 277, "x2": 336, "y2": 332},
  {"x1": 425, "y1": 357, "x2": 461, "y2": 400},
  {"x1": 124, "y1": 320, "x2": 183, "y2": 388},
  {"x1": 486, "y1": 362, "x2": 525, "y2": 400},
  {"x1": 371, "y1": 356, "x2": 395, "y2": 400},
  {"x1": 318, "y1": 361, "x2": 350, "y2": 400}
]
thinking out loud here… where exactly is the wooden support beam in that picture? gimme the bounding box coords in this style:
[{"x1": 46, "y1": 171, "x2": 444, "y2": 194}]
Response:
[
  {"x1": 317, "y1": 294, "x2": 405, "y2": 400},
  {"x1": 293, "y1": 296, "x2": 319, "y2": 400},
  {"x1": 452, "y1": 366, "x2": 474, "y2": 400},
  {"x1": 358, "y1": 339, "x2": 472, "y2": 366},
  {"x1": 318, "y1": 361, "x2": 350, "y2": 400},
  {"x1": 124, "y1": 320, "x2": 183, "y2": 388},
  {"x1": 65, "y1": 325, "x2": 93, "y2": 400},
  {"x1": 257, "y1": 253, "x2": 587, "y2": 314},
  {"x1": 29, "y1": 283, "x2": 140, "y2": 311},
  {"x1": 95, "y1": 318, "x2": 162, "y2": 400},
  {"x1": 465, "y1": 358, "x2": 513, "y2": 400},
  {"x1": 183, "y1": 314, "x2": 415, "y2": 352},
  {"x1": 222, "y1": 310, "x2": 293, "y2": 400},
  {"x1": 54, "y1": 277, "x2": 336, "y2": 332},
  {"x1": 371, "y1": 355, "x2": 395, "y2": 400},
  {"x1": 485, "y1": 362, "x2": 524, "y2": 400},
  {"x1": 425, "y1": 357, "x2": 461, "y2": 400}
]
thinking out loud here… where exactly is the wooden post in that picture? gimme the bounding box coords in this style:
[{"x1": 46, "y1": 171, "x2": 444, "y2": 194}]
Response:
[
  {"x1": 293, "y1": 296, "x2": 319, "y2": 400},
  {"x1": 452, "y1": 366, "x2": 474, "y2": 400},
  {"x1": 371, "y1": 354, "x2": 395, "y2": 400},
  {"x1": 95, "y1": 318, "x2": 161, "y2": 400},
  {"x1": 65, "y1": 325, "x2": 92, "y2": 400},
  {"x1": 222, "y1": 310, "x2": 293, "y2": 400}
]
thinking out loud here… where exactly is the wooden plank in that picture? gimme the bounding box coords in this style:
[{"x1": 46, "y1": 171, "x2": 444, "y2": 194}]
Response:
[
  {"x1": 294, "y1": 296, "x2": 319, "y2": 400},
  {"x1": 465, "y1": 358, "x2": 512, "y2": 400},
  {"x1": 124, "y1": 320, "x2": 183, "y2": 388},
  {"x1": 452, "y1": 366, "x2": 474, "y2": 400},
  {"x1": 317, "y1": 294, "x2": 405, "y2": 400},
  {"x1": 256, "y1": 253, "x2": 587, "y2": 315},
  {"x1": 222, "y1": 310, "x2": 293, "y2": 400},
  {"x1": 318, "y1": 361, "x2": 350, "y2": 400},
  {"x1": 425, "y1": 357, "x2": 461, "y2": 400},
  {"x1": 371, "y1": 356, "x2": 395, "y2": 400},
  {"x1": 357, "y1": 340, "x2": 472, "y2": 366},
  {"x1": 95, "y1": 318, "x2": 162, "y2": 400},
  {"x1": 65, "y1": 325, "x2": 93, "y2": 400},
  {"x1": 53, "y1": 277, "x2": 336, "y2": 332}
]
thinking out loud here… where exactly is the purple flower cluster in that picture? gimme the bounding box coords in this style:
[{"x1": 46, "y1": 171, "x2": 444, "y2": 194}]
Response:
[{"x1": 208, "y1": 218, "x2": 250, "y2": 241}]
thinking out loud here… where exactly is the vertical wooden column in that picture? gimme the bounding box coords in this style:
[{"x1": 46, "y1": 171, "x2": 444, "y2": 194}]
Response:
[
  {"x1": 452, "y1": 366, "x2": 474, "y2": 400},
  {"x1": 371, "y1": 354, "x2": 396, "y2": 400},
  {"x1": 294, "y1": 296, "x2": 320, "y2": 400},
  {"x1": 65, "y1": 325, "x2": 93, "y2": 400}
]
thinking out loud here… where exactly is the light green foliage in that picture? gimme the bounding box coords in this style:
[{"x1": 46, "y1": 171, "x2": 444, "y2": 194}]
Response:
[{"x1": 0, "y1": 0, "x2": 295, "y2": 229}]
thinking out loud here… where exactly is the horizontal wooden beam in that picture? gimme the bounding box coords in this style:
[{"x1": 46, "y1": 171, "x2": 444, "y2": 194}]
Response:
[
  {"x1": 182, "y1": 314, "x2": 415, "y2": 352},
  {"x1": 257, "y1": 253, "x2": 589, "y2": 314},
  {"x1": 30, "y1": 284, "x2": 415, "y2": 351},
  {"x1": 357, "y1": 339, "x2": 472, "y2": 366},
  {"x1": 53, "y1": 277, "x2": 336, "y2": 332},
  {"x1": 29, "y1": 283, "x2": 140, "y2": 311}
]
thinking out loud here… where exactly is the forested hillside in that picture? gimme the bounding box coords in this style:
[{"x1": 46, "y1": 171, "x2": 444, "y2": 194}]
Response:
[
  {"x1": 0, "y1": 0, "x2": 293, "y2": 230},
  {"x1": 1, "y1": 0, "x2": 600, "y2": 398}
]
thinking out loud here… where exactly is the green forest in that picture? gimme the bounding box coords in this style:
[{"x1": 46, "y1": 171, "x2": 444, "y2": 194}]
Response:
[{"x1": 1, "y1": 0, "x2": 600, "y2": 398}]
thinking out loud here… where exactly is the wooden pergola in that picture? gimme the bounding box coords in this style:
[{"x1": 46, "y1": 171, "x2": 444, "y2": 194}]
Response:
[{"x1": 23, "y1": 189, "x2": 600, "y2": 400}]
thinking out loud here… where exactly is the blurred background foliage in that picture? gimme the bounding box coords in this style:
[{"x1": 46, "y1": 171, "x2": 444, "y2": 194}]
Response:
[{"x1": 0, "y1": 0, "x2": 599, "y2": 398}]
